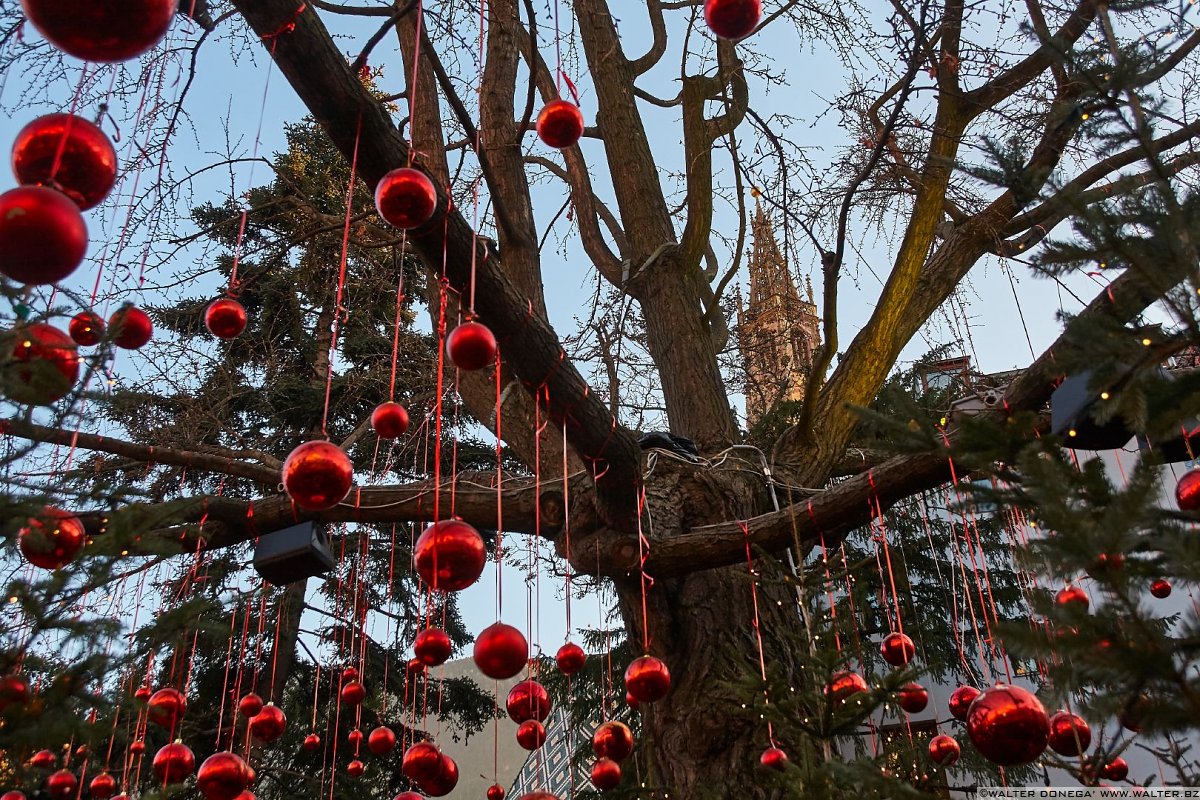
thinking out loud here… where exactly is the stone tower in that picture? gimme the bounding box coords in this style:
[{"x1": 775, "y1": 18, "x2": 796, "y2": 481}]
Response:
[{"x1": 737, "y1": 204, "x2": 821, "y2": 427}]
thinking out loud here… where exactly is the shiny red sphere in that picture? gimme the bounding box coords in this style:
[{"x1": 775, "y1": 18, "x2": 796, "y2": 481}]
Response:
[
  {"x1": 402, "y1": 742, "x2": 443, "y2": 783},
  {"x1": 197, "y1": 752, "x2": 252, "y2": 800},
  {"x1": 347, "y1": 729, "x2": 364, "y2": 748},
  {"x1": 446, "y1": 321, "x2": 497, "y2": 372},
  {"x1": 346, "y1": 759, "x2": 365, "y2": 778},
  {"x1": 340, "y1": 680, "x2": 366, "y2": 705},
  {"x1": 22, "y1": 0, "x2": 176, "y2": 62},
  {"x1": 30, "y1": 749, "x2": 56, "y2": 769},
  {"x1": 948, "y1": 685, "x2": 979, "y2": 721},
  {"x1": 12, "y1": 114, "x2": 116, "y2": 210},
  {"x1": 1178, "y1": 468, "x2": 1200, "y2": 511},
  {"x1": 1151, "y1": 578, "x2": 1172, "y2": 598},
  {"x1": 1101, "y1": 756, "x2": 1129, "y2": 781},
  {"x1": 555, "y1": 642, "x2": 586, "y2": 675},
  {"x1": 591, "y1": 720, "x2": 634, "y2": 762},
  {"x1": 249, "y1": 704, "x2": 286, "y2": 742},
  {"x1": 928, "y1": 734, "x2": 960, "y2": 766},
  {"x1": 1, "y1": 791, "x2": 26, "y2": 800},
  {"x1": 506, "y1": 679, "x2": 551, "y2": 723},
  {"x1": 473, "y1": 622, "x2": 528, "y2": 679},
  {"x1": 0, "y1": 186, "x2": 86, "y2": 285},
  {"x1": 625, "y1": 691, "x2": 639, "y2": 710},
  {"x1": 536, "y1": 100, "x2": 584, "y2": 149},
  {"x1": 129, "y1": 740, "x2": 146, "y2": 755},
  {"x1": 68, "y1": 311, "x2": 104, "y2": 346},
  {"x1": 1055, "y1": 585, "x2": 1089, "y2": 610},
  {"x1": 238, "y1": 692, "x2": 263, "y2": 718},
  {"x1": 880, "y1": 631, "x2": 915, "y2": 667},
  {"x1": 302, "y1": 734, "x2": 321, "y2": 752},
  {"x1": 233, "y1": 793, "x2": 254, "y2": 800},
  {"x1": 152, "y1": 742, "x2": 196, "y2": 784},
  {"x1": 375, "y1": 167, "x2": 436, "y2": 229},
  {"x1": 965, "y1": 684, "x2": 1050, "y2": 766},
  {"x1": 342, "y1": 666, "x2": 359, "y2": 682},
  {"x1": 415, "y1": 627, "x2": 453, "y2": 666},
  {"x1": 88, "y1": 773, "x2": 117, "y2": 800},
  {"x1": 420, "y1": 754, "x2": 458, "y2": 797},
  {"x1": 18, "y1": 507, "x2": 85, "y2": 570},
  {"x1": 704, "y1": 0, "x2": 762, "y2": 39},
  {"x1": 371, "y1": 401, "x2": 409, "y2": 439},
  {"x1": 1047, "y1": 711, "x2": 1091, "y2": 756},
  {"x1": 147, "y1": 687, "x2": 186, "y2": 728},
  {"x1": 826, "y1": 670, "x2": 868, "y2": 704},
  {"x1": 282, "y1": 440, "x2": 354, "y2": 511},
  {"x1": 516, "y1": 719, "x2": 546, "y2": 750},
  {"x1": 591, "y1": 757, "x2": 621, "y2": 789},
  {"x1": 134, "y1": 685, "x2": 152, "y2": 702},
  {"x1": 406, "y1": 657, "x2": 426, "y2": 676},
  {"x1": 109, "y1": 306, "x2": 153, "y2": 349},
  {"x1": 45, "y1": 770, "x2": 76, "y2": 800},
  {"x1": 898, "y1": 682, "x2": 929, "y2": 713},
  {"x1": 415, "y1": 519, "x2": 487, "y2": 591},
  {"x1": 486, "y1": 785, "x2": 506, "y2": 800},
  {"x1": 395, "y1": 795, "x2": 424, "y2": 800},
  {"x1": 0, "y1": 674, "x2": 30, "y2": 711},
  {"x1": 625, "y1": 655, "x2": 671, "y2": 703},
  {"x1": 8, "y1": 322, "x2": 80, "y2": 404},
  {"x1": 759, "y1": 746, "x2": 788, "y2": 771},
  {"x1": 205, "y1": 298, "x2": 247, "y2": 339},
  {"x1": 367, "y1": 725, "x2": 397, "y2": 755}
]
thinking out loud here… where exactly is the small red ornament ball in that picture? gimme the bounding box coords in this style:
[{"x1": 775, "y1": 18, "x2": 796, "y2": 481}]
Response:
[
  {"x1": 147, "y1": 687, "x2": 186, "y2": 728},
  {"x1": 536, "y1": 100, "x2": 584, "y2": 149},
  {"x1": 238, "y1": 692, "x2": 263, "y2": 718},
  {"x1": 88, "y1": 773, "x2": 117, "y2": 800},
  {"x1": 129, "y1": 741, "x2": 146, "y2": 755},
  {"x1": 1055, "y1": 585, "x2": 1089, "y2": 610},
  {"x1": 1, "y1": 792, "x2": 26, "y2": 800},
  {"x1": 1177, "y1": 468, "x2": 1200, "y2": 511},
  {"x1": 826, "y1": 670, "x2": 869, "y2": 704},
  {"x1": 420, "y1": 754, "x2": 458, "y2": 797},
  {"x1": 371, "y1": 401, "x2": 409, "y2": 439},
  {"x1": 406, "y1": 657, "x2": 426, "y2": 676},
  {"x1": 340, "y1": 680, "x2": 367, "y2": 706},
  {"x1": 1047, "y1": 711, "x2": 1091, "y2": 756},
  {"x1": 592, "y1": 721, "x2": 634, "y2": 762},
  {"x1": 18, "y1": 507, "x2": 85, "y2": 570},
  {"x1": 30, "y1": 749, "x2": 56, "y2": 769},
  {"x1": 880, "y1": 631, "x2": 915, "y2": 667},
  {"x1": 9, "y1": 323, "x2": 80, "y2": 405},
  {"x1": 68, "y1": 311, "x2": 103, "y2": 346},
  {"x1": 414, "y1": 519, "x2": 487, "y2": 592},
  {"x1": 591, "y1": 757, "x2": 621, "y2": 790},
  {"x1": 302, "y1": 734, "x2": 321, "y2": 752},
  {"x1": 415, "y1": 627, "x2": 453, "y2": 667},
  {"x1": 446, "y1": 321, "x2": 497, "y2": 372},
  {"x1": 109, "y1": 305, "x2": 153, "y2": 349},
  {"x1": 486, "y1": 784, "x2": 506, "y2": 800},
  {"x1": 45, "y1": 770, "x2": 77, "y2": 800},
  {"x1": 0, "y1": 186, "x2": 87, "y2": 285},
  {"x1": 134, "y1": 685, "x2": 153, "y2": 702},
  {"x1": 703, "y1": 0, "x2": 762, "y2": 39},
  {"x1": 625, "y1": 655, "x2": 671, "y2": 703},
  {"x1": 282, "y1": 440, "x2": 354, "y2": 511},
  {"x1": 346, "y1": 760, "x2": 365, "y2": 778},
  {"x1": 898, "y1": 682, "x2": 929, "y2": 713},
  {"x1": 473, "y1": 623, "x2": 528, "y2": 679},
  {"x1": 205, "y1": 298, "x2": 247, "y2": 339},
  {"x1": 375, "y1": 167, "x2": 437, "y2": 230},
  {"x1": 966, "y1": 684, "x2": 1050, "y2": 766},
  {"x1": 506, "y1": 679, "x2": 551, "y2": 723},
  {"x1": 948, "y1": 685, "x2": 980, "y2": 721},
  {"x1": 342, "y1": 666, "x2": 359, "y2": 682},
  {"x1": 0, "y1": 674, "x2": 30, "y2": 711},
  {"x1": 516, "y1": 719, "x2": 546, "y2": 751},
  {"x1": 21, "y1": 0, "x2": 176, "y2": 62},
  {"x1": 367, "y1": 725, "x2": 397, "y2": 755},
  {"x1": 759, "y1": 747, "x2": 788, "y2": 771},
  {"x1": 347, "y1": 729, "x2": 364, "y2": 748},
  {"x1": 153, "y1": 741, "x2": 196, "y2": 784},
  {"x1": 556, "y1": 642, "x2": 586, "y2": 675},
  {"x1": 928, "y1": 734, "x2": 961, "y2": 766},
  {"x1": 1101, "y1": 756, "x2": 1129, "y2": 781},
  {"x1": 1151, "y1": 578, "x2": 1172, "y2": 598},
  {"x1": 402, "y1": 742, "x2": 443, "y2": 784},
  {"x1": 12, "y1": 114, "x2": 116, "y2": 210},
  {"x1": 197, "y1": 752, "x2": 252, "y2": 800},
  {"x1": 249, "y1": 703, "x2": 286, "y2": 742}
]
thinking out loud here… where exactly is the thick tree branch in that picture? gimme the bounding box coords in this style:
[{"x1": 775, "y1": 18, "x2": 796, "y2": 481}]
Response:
[{"x1": 630, "y1": 0, "x2": 668, "y2": 76}]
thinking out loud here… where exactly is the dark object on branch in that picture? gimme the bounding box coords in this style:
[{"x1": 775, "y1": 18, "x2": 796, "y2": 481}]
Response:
[
  {"x1": 638, "y1": 431, "x2": 699, "y2": 461},
  {"x1": 252, "y1": 521, "x2": 335, "y2": 585},
  {"x1": 1138, "y1": 419, "x2": 1200, "y2": 463},
  {"x1": 1050, "y1": 370, "x2": 1134, "y2": 451}
]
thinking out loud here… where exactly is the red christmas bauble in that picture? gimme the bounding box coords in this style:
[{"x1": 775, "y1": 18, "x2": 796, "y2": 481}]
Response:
[
  {"x1": 516, "y1": 719, "x2": 546, "y2": 750},
  {"x1": 374, "y1": 168, "x2": 437, "y2": 230},
  {"x1": 625, "y1": 655, "x2": 670, "y2": 703},
  {"x1": 0, "y1": 674, "x2": 30, "y2": 711},
  {"x1": 340, "y1": 680, "x2": 366, "y2": 706},
  {"x1": 371, "y1": 401, "x2": 409, "y2": 439},
  {"x1": 129, "y1": 740, "x2": 146, "y2": 755},
  {"x1": 347, "y1": 729, "x2": 364, "y2": 748},
  {"x1": 134, "y1": 685, "x2": 152, "y2": 702},
  {"x1": 8, "y1": 323, "x2": 80, "y2": 405},
  {"x1": 703, "y1": 0, "x2": 762, "y2": 39},
  {"x1": 249, "y1": 703, "x2": 286, "y2": 742},
  {"x1": 420, "y1": 754, "x2": 458, "y2": 797},
  {"x1": 205, "y1": 298, "x2": 247, "y2": 339},
  {"x1": 473, "y1": 622, "x2": 528, "y2": 679},
  {"x1": 0, "y1": 186, "x2": 86, "y2": 285},
  {"x1": 414, "y1": 520, "x2": 487, "y2": 591},
  {"x1": 21, "y1": 0, "x2": 176, "y2": 62},
  {"x1": 880, "y1": 631, "x2": 915, "y2": 667},
  {"x1": 759, "y1": 746, "x2": 788, "y2": 771},
  {"x1": 1055, "y1": 585, "x2": 1089, "y2": 610},
  {"x1": 238, "y1": 692, "x2": 263, "y2": 718},
  {"x1": 415, "y1": 627, "x2": 453, "y2": 666},
  {"x1": 109, "y1": 306, "x2": 153, "y2": 349},
  {"x1": 302, "y1": 734, "x2": 321, "y2": 752},
  {"x1": 486, "y1": 784, "x2": 506, "y2": 800},
  {"x1": 592, "y1": 720, "x2": 634, "y2": 762},
  {"x1": 233, "y1": 793, "x2": 254, "y2": 800},
  {"x1": 948, "y1": 685, "x2": 979, "y2": 721},
  {"x1": 18, "y1": 507, "x2": 85, "y2": 570},
  {"x1": 1093, "y1": 552, "x2": 1125, "y2": 574},
  {"x1": 506, "y1": 680, "x2": 551, "y2": 723},
  {"x1": 282, "y1": 440, "x2": 354, "y2": 511},
  {"x1": 395, "y1": 795, "x2": 424, "y2": 800},
  {"x1": 68, "y1": 311, "x2": 104, "y2": 346},
  {"x1": 88, "y1": 773, "x2": 117, "y2": 800},
  {"x1": 147, "y1": 687, "x2": 186, "y2": 728},
  {"x1": 342, "y1": 666, "x2": 359, "y2": 682},
  {"x1": 446, "y1": 321, "x2": 497, "y2": 372},
  {"x1": 1119, "y1": 693, "x2": 1150, "y2": 732},
  {"x1": 1101, "y1": 756, "x2": 1129, "y2": 781},
  {"x1": 965, "y1": 684, "x2": 1050, "y2": 766},
  {"x1": 30, "y1": 749, "x2": 56, "y2": 769},
  {"x1": 402, "y1": 742, "x2": 443, "y2": 783},
  {"x1": 1177, "y1": 468, "x2": 1200, "y2": 511},
  {"x1": 152, "y1": 741, "x2": 196, "y2": 784},
  {"x1": 45, "y1": 770, "x2": 76, "y2": 799},
  {"x1": 406, "y1": 657, "x2": 426, "y2": 676},
  {"x1": 1, "y1": 791, "x2": 26, "y2": 800},
  {"x1": 898, "y1": 682, "x2": 929, "y2": 713},
  {"x1": 928, "y1": 734, "x2": 960, "y2": 766},
  {"x1": 367, "y1": 725, "x2": 396, "y2": 755},
  {"x1": 556, "y1": 642, "x2": 586, "y2": 675},
  {"x1": 346, "y1": 759, "x2": 365, "y2": 777},
  {"x1": 625, "y1": 691, "x2": 639, "y2": 710},
  {"x1": 591, "y1": 757, "x2": 621, "y2": 789},
  {"x1": 197, "y1": 752, "x2": 252, "y2": 800},
  {"x1": 1151, "y1": 578, "x2": 1172, "y2": 598},
  {"x1": 535, "y1": 100, "x2": 584, "y2": 149},
  {"x1": 12, "y1": 114, "x2": 116, "y2": 210},
  {"x1": 826, "y1": 670, "x2": 868, "y2": 704},
  {"x1": 1047, "y1": 711, "x2": 1091, "y2": 756}
]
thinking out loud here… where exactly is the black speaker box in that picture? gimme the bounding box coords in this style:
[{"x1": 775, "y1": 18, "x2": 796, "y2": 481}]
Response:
[{"x1": 253, "y1": 521, "x2": 335, "y2": 586}]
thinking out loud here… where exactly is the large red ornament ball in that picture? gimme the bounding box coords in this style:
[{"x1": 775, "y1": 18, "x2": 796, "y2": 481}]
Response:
[
  {"x1": 948, "y1": 685, "x2": 979, "y2": 721},
  {"x1": 371, "y1": 401, "x2": 409, "y2": 439},
  {"x1": 8, "y1": 323, "x2": 80, "y2": 405},
  {"x1": 536, "y1": 100, "x2": 585, "y2": 149},
  {"x1": 592, "y1": 721, "x2": 634, "y2": 762},
  {"x1": 414, "y1": 519, "x2": 487, "y2": 591},
  {"x1": 928, "y1": 734, "x2": 961, "y2": 766},
  {"x1": 473, "y1": 622, "x2": 528, "y2": 679},
  {"x1": 1047, "y1": 711, "x2": 1091, "y2": 756},
  {"x1": 966, "y1": 684, "x2": 1050, "y2": 766},
  {"x1": 197, "y1": 752, "x2": 252, "y2": 800},
  {"x1": 486, "y1": 784, "x2": 506, "y2": 800},
  {"x1": 446, "y1": 321, "x2": 497, "y2": 372},
  {"x1": 759, "y1": 747, "x2": 788, "y2": 771},
  {"x1": 880, "y1": 631, "x2": 915, "y2": 667},
  {"x1": 590, "y1": 757, "x2": 621, "y2": 790},
  {"x1": 340, "y1": 680, "x2": 367, "y2": 705},
  {"x1": 302, "y1": 734, "x2": 321, "y2": 752},
  {"x1": 402, "y1": 742, "x2": 443, "y2": 784},
  {"x1": 205, "y1": 298, "x2": 247, "y2": 340},
  {"x1": 346, "y1": 760, "x2": 365, "y2": 778},
  {"x1": 1055, "y1": 585, "x2": 1089, "y2": 610},
  {"x1": 0, "y1": 674, "x2": 30, "y2": 711},
  {"x1": 1101, "y1": 756, "x2": 1129, "y2": 781},
  {"x1": 1177, "y1": 468, "x2": 1200, "y2": 511},
  {"x1": 415, "y1": 627, "x2": 453, "y2": 667},
  {"x1": 147, "y1": 687, "x2": 186, "y2": 728},
  {"x1": 109, "y1": 306, "x2": 153, "y2": 350},
  {"x1": 375, "y1": 168, "x2": 437, "y2": 230},
  {"x1": 1151, "y1": 578, "x2": 1172, "y2": 598},
  {"x1": 18, "y1": 507, "x2": 85, "y2": 570},
  {"x1": 556, "y1": 642, "x2": 586, "y2": 675},
  {"x1": 21, "y1": 0, "x2": 176, "y2": 62},
  {"x1": 45, "y1": 770, "x2": 77, "y2": 800},
  {"x1": 898, "y1": 682, "x2": 929, "y2": 713},
  {"x1": 826, "y1": 670, "x2": 869, "y2": 705},
  {"x1": 516, "y1": 720, "x2": 546, "y2": 750},
  {"x1": 367, "y1": 725, "x2": 397, "y2": 755},
  {"x1": 0, "y1": 186, "x2": 86, "y2": 285},
  {"x1": 152, "y1": 741, "x2": 196, "y2": 784},
  {"x1": 12, "y1": 114, "x2": 116, "y2": 210},
  {"x1": 507, "y1": 680, "x2": 552, "y2": 723},
  {"x1": 282, "y1": 440, "x2": 354, "y2": 511},
  {"x1": 703, "y1": 0, "x2": 762, "y2": 39},
  {"x1": 68, "y1": 311, "x2": 103, "y2": 346},
  {"x1": 88, "y1": 774, "x2": 117, "y2": 800},
  {"x1": 420, "y1": 754, "x2": 458, "y2": 797},
  {"x1": 625, "y1": 655, "x2": 671, "y2": 703},
  {"x1": 29, "y1": 750, "x2": 56, "y2": 769},
  {"x1": 249, "y1": 704, "x2": 286, "y2": 742}
]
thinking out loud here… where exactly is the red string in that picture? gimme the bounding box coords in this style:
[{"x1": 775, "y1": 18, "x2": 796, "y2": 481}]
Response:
[{"x1": 741, "y1": 523, "x2": 776, "y2": 747}]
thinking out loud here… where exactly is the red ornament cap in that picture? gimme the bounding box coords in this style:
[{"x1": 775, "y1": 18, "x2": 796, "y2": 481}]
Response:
[
  {"x1": 590, "y1": 757, "x2": 622, "y2": 789},
  {"x1": 18, "y1": 507, "x2": 85, "y2": 570},
  {"x1": 592, "y1": 720, "x2": 634, "y2": 762},
  {"x1": 1177, "y1": 468, "x2": 1200, "y2": 511},
  {"x1": 12, "y1": 114, "x2": 117, "y2": 210},
  {"x1": 446, "y1": 321, "x2": 497, "y2": 372},
  {"x1": 282, "y1": 440, "x2": 354, "y2": 511},
  {"x1": 625, "y1": 655, "x2": 671, "y2": 703},
  {"x1": 375, "y1": 167, "x2": 437, "y2": 230},
  {"x1": 205, "y1": 298, "x2": 248, "y2": 340},
  {"x1": 473, "y1": 622, "x2": 529, "y2": 679},
  {"x1": 759, "y1": 746, "x2": 788, "y2": 771},
  {"x1": 703, "y1": 0, "x2": 762, "y2": 39},
  {"x1": 965, "y1": 684, "x2": 1050, "y2": 766},
  {"x1": 516, "y1": 719, "x2": 546, "y2": 750},
  {"x1": 556, "y1": 642, "x2": 586, "y2": 675},
  {"x1": 21, "y1": 0, "x2": 177, "y2": 62},
  {"x1": 536, "y1": 100, "x2": 584, "y2": 149},
  {"x1": 880, "y1": 631, "x2": 915, "y2": 667},
  {"x1": 948, "y1": 685, "x2": 980, "y2": 721},
  {"x1": 68, "y1": 311, "x2": 104, "y2": 347},
  {"x1": 928, "y1": 733, "x2": 960, "y2": 766},
  {"x1": 249, "y1": 703, "x2": 287, "y2": 742},
  {"x1": 371, "y1": 401, "x2": 409, "y2": 439},
  {"x1": 0, "y1": 186, "x2": 87, "y2": 285},
  {"x1": 8, "y1": 323, "x2": 81, "y2": 405},
  {"x1": 109, "y1": 305, "x2": 153, "y2": 350},
  {"x1": 1047, "y1": 711, "x2": 1092, "y2": 756},
  {"x1": 506, "y1": 679, "x2": 551, "y2": 723},
  {"x1": 414, "y1": 519, "x2": 487, "y2": 591},
  {"x1": 414, "y1": 627, "x2": 453, "y2": 667}
]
